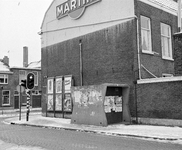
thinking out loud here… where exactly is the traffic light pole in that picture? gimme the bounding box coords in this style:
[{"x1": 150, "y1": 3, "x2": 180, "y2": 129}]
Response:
[
  {"x1": 26, "y1": 89, "x2": 31, "y2": 121},
  {"x1": 19, "y1": 85, "x2": 22, "y2": 121},
  {"x1": 19, "y1": 72, "x2": 35, "y2": 121}
]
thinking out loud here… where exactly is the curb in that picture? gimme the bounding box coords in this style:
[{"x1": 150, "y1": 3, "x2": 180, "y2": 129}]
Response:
[{"x1": 8, "y1": 121, "x2": 181, "y2": 143}]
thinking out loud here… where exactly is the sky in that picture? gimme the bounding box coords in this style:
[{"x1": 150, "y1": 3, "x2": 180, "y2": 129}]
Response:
[{"x1": 0, "y1": 0, "x2": 52, "y2": 67}]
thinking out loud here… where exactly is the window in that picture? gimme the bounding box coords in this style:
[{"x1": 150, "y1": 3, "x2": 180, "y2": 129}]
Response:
[
  {"x1": 14, "y1": 90, "x2": 19, "y2": 95},
  {"x1": 161, "y1": 23, "x2": 172, "y2": 60},
  {"x1": 0, "y1": 74, "x2": 8, "y2": 84},
  {"x1": 33, "y1": 71, "x2": 38, "y2": 86},
  {"x1": 141, "y1": 16, "x2": 152, "y2": 53},
  {"x1": 2, "y1": 90, "x2": 10, "y2": 105}
]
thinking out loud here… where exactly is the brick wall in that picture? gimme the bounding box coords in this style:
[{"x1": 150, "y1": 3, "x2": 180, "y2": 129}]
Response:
[
  {"x1": 135, "y1": 1, "x2": 177, "y2": 78},
  {"x1": 174, "y1": 34, "x2": 182, "y2": 75},
  {"x1": 137, "y1": 80, "x2": 182, "y2": 120}
]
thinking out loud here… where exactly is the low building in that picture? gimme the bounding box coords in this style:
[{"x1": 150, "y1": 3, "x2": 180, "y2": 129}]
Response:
[
  {"x1": 0, "y1": 57, "x2": 13, "y2": 108},
  {"x1": 10, "y1": 64, "x2": 41, "y2": 109},
  {"x1": 40, "y1": 0, "x2": 181, "y2": 122},
  {"x1": 0, "y1": 50, "x2": 42, "y2": 110}
]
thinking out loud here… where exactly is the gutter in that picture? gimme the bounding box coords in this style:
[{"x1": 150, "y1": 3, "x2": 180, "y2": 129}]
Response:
[{"x1": 0, "y1": 71, "x2": 13, "y2": 74}]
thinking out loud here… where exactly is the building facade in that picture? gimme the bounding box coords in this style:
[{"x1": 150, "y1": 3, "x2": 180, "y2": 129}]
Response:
[
  {"x1": 0, "y1": 57, "x2": 13, "y2": 109},
  {"x1": 10, "y1": 67, "x2": 41, "y2": 109},
  {"x1": 0, "y1": 58, "x2": 41, "y2": 110},
  {"x1": 41, "y1": 0, "x2": 179, "y2": 120}
]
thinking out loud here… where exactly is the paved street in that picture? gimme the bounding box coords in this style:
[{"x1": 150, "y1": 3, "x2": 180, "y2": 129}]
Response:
[{"x1": 0, "y1": 117, "x2": 182, "y2": 150}]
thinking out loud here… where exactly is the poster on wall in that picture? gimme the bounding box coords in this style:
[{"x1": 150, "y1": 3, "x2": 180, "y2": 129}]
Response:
[
  {"x1": 115, "y1": 96, "x2": 122, "y2": 112},
  {"x1": 55, "y1": 94, "x2": 62, "y2": 111},
  {"x1": 55, "y1": 77, "x2": 63, "y2": 111},
  {"x1": 47, "y1": 95, "x2": 53, "y2": 110},
  {"x1": 47, "y1": 78, "x2": 54, "y2": 94},
  {"x1": 56, "y1": 77, "x2": 62, "y2": 93},
  {"x1": 64, "y1": 76, "x2": 72, "y2": 93},
  {"x1": 64, "y1": 93, "x2": 72, "y2": 112},
  {"x1": 104, "y1": 96, "x2": 122, "y2": 113}
]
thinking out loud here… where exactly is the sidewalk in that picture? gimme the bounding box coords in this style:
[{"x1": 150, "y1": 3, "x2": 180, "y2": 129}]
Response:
[
  {"x1": 3, "y1": 113, "x2": 182, "y2": 145},
  {"x1": 0, "y1": 107, "x2": 41, "y2": 117}
]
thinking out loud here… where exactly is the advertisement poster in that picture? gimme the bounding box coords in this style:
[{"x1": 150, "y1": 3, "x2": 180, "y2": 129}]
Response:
[
  {"x1": 47, "y1": 78, "x2": 53, "y2": 94},
  {"x1": 56, "y1": 77, "x2": 62, "y2": 93},
  {"x1": 64, "y1": 76, "x2": 72, "y2": 93},
  {"x1": 47, "y1": 95, "x2": 53, "y2": 110},
  {"x1": 104, "y1": 96, "x2": 122, "y2": 113},
  {"x1": 115, "y1": 96, "x2": 122, "y2": 112},
  {"x1": 56, "y1": 94, "x2": 62, "y2": 111},
  {"x1": 64, "y1": 93, "x2": 72, "y2": 112}
]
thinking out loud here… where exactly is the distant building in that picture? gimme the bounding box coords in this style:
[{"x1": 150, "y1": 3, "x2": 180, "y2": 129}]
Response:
[
  {"x1": 27, "y1": 60, "x2": 41, "y2": 69},
  {"x1": 10, "y1": 66, "x2": 41, "y2": 109},
  {"x1": 0, "y1": 47, "x2": 42, "y2": 110},
  {"x1": 0, "y1": 57, "x2": 13, "y2": 108}
]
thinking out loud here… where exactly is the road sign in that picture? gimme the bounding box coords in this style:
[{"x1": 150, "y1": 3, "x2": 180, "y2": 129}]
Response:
[{"x1": 16, "y1": 85, "x2": 25, "y2": 93}]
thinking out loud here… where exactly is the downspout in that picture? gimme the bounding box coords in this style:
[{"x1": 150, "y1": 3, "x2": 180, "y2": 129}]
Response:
[
  {"x1": 178, "y1": 0, "x2": 182, "y2": 32},
  {"x1": 79, "y1": 40, "x2": 83, "y2": 86},
  {"x1": 135, "y1": 16, "x2": 141, "y2": 80},
  {"x1": 134, "y1": 15, "x2": 141, "y2": 124}
]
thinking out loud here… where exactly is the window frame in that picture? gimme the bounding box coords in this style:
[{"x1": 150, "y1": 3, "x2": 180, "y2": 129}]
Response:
[
  {"x1": 33, "y1": 71, "x2": 38, "y2": 86},
  {"x1": 2, "y1": 90, "x2": 10, "y2": 106},
  {"x1": 140, "y1": 15, "x2": 153, "y2": 54},
  {"x1": 160, "y1": 23, "x2": 173, "y2": 60},
  {"x1": 0, "y1": 74, "x2": 8, "y2": 84}
]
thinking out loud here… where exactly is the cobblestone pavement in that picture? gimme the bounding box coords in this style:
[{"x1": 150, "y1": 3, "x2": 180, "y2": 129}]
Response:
[
  {"x1": 0, "y1": 117, "x2": 182, "y2": 150},
  {"x1": 0, "y1": 140, "x2": 46, "y2": 150}
]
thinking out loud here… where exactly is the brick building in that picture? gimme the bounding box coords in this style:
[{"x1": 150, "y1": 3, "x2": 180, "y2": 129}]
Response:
[
  {"x1": 41, "y1": 0, "x2": 180, "y2": 121},
  {"x1": 0, "y1": 57, "x2": 13, "y2": 109},
  {"x1": 0, "y1": 50, "x2": 42, "y2": 110},
  {"x1": 10, "y1": 65, "x2": 41, "y2": 109}
]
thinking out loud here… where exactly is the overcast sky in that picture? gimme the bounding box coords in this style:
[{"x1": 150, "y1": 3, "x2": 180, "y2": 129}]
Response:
[{"x1": 0, "y1": 0, "x2": 52, "y2": 67}]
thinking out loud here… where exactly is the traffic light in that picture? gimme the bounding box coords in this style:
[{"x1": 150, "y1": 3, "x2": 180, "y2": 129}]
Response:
[
  {"x1": 20, "y1": 80, "x2": 27, "y2": 88},
  {"x1": 27, "y1": 72, "x2": 35, "y2": 90}
]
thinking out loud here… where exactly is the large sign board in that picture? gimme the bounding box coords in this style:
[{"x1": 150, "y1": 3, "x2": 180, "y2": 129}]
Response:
[{"x1": 56, "y1": 0, "x2": 101, "y2": 20}]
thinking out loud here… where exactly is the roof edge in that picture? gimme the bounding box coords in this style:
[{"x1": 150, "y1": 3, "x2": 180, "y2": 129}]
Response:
[
  {"x1": 0, "y1": 71, "x2": 13, "y2": 74},
  {"x1": 40, "y1": 0, "x2": 54, "y2": 30},
  {"x1": 10, "y1": 67, "x2": 41, "y2": 71}
]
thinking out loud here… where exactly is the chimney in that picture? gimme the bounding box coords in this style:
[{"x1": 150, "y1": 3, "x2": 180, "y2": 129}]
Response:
[
  {"x1": 3, "y1": 56, "x2": 9, "y2": 66},
  {"x1": 23, "y1": 46, "x2": 28, "y2": 67}
]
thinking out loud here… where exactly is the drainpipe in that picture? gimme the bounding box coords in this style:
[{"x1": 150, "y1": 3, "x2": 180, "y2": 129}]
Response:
[
  {"x1": 79, "y1": 40, "x2": 83, "y2": 86},
  {"x1": 134, "y1": 15, "x2": 141, "y2": 124},
  {"x1": 135, "y1": 16, "x2": 141, "y2": 80},
  {"x1": 178, "y1": 0, "x2": 182, "y2": 32}
]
